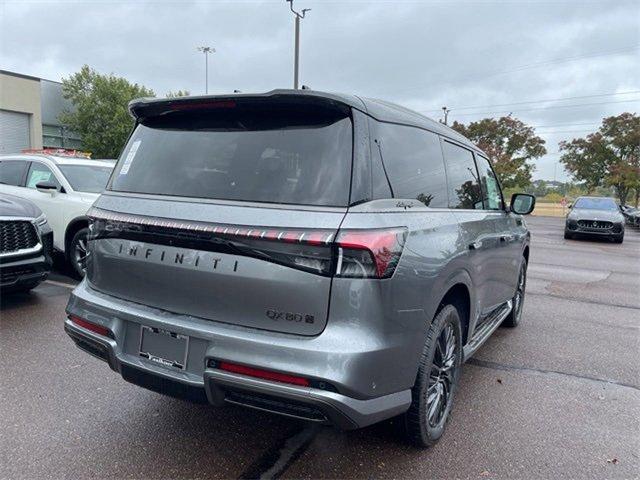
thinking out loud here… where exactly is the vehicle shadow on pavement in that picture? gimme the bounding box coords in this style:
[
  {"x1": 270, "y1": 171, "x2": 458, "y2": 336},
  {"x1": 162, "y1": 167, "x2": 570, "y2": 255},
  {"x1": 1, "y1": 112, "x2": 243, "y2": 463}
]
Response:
[{"x1": 0, "y1": 290, "x2": 49, "y2": 312}]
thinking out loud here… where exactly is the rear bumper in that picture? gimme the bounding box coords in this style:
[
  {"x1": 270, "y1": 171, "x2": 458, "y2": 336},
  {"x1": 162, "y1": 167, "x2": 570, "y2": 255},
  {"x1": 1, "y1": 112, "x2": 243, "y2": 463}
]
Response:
[{"x1": 64, "y1": 282, "x2": 412, "y2": 429}]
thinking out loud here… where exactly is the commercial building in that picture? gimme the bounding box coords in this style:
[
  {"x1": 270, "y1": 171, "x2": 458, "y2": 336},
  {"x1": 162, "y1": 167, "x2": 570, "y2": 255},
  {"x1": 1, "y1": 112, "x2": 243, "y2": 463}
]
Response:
[{"x1": 0, "y1": 70, "x2": 82, "y2": 154}]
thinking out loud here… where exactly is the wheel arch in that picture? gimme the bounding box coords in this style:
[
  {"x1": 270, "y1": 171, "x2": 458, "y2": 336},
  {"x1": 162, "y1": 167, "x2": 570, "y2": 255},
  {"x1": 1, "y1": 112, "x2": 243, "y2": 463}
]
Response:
[
  {"x1": 64, "y1": 216, "x2": 90, "y2": 256},
  {"x1": 430, "y1": 268, "x2": 474, "y2": 346},
  {"x1": 437, "y1": 283, "x2": 471, "y2": 346}
]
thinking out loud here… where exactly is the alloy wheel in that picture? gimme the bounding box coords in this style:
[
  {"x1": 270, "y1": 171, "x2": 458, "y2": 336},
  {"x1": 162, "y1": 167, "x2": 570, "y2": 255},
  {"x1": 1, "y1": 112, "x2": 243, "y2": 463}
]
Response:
[
  {"x1": 73, "y1": 235, "x2": 89, "y2": 276},
  {"x1": 427, "y1": 324, "x2": 457, "y2": 427}
]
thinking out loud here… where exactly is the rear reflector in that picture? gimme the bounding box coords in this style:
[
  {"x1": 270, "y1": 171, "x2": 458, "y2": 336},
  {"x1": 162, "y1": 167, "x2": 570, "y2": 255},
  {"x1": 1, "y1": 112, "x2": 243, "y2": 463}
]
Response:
[
  {"x1": 68, "y1": 315, "x2": 112, "y2": 338},
  {"x1": 218, "y1": 361, "x2": 310, "y2": 387}
]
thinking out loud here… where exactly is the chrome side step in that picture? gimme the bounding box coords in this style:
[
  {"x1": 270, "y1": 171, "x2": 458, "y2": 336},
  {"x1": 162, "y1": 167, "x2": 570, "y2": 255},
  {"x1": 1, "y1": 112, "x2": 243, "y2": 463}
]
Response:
[{"x1": 463, "y1": 300, "x2": 512, "y2": 361}]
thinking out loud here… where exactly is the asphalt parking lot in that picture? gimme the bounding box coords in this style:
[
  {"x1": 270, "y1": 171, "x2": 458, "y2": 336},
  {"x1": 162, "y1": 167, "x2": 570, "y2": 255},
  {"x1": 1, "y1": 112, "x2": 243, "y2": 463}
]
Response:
[{"x1": 1, "y1": 215, "x2": 638, "y2": 479}]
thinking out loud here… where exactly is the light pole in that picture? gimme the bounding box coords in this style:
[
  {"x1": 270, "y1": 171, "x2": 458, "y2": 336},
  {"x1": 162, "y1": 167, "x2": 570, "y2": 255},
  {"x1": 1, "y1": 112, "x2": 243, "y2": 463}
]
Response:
[
  {"x1": 441, "y1": 107, "x2": 450, "y2": 126},
  {"x1": 286, "y1": 0, "x2": 310, "y2": 89},
  {"x1": 197, "y1": 46, "x2": 215, "y2": 94}
]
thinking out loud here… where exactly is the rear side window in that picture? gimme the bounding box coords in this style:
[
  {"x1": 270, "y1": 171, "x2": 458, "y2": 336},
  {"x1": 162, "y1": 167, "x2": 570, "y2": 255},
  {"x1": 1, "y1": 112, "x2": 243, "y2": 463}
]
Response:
[
  {"x1": 58, "y1": 165, "x2": 112, "y2": 193},
  {"x1": 375, "y1": 123, "x2": 448, "y2": 207},
  {"x1": 0, "y1": 161, "x2": 28, "y2": 186},
  {"x1": 475, "y1": 155, "x2": 504, "y2": 210},
  {"x1": 442, "y1": 141, "x2": 483, "y2": 210},
  {"x1": 110, "y1": 105, "x2": 353, "y2": 207},
  {"x1": 26, "y1": 163, "x2": 61, "y2": 189}
]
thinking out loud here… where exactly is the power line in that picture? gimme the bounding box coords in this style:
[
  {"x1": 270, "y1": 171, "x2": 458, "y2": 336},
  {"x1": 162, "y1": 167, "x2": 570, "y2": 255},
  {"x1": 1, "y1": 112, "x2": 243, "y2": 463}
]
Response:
[
  {"x1": 535, "y1": 129, "x2": 599, "y2": 134},
  {"x1": 473, "y1": 45, "x2": 639, "y2": 77},
  {"x1": 421, "y1": 90, "x2": 640, "y2": 113},
  {"x1": 531, "y1": 121, "x2": 601, "y2": 128},
  {"x1": 446, "y1": 98, "x2": 640, "y2": 118},
  {"x1": 398, "y1": 44, "x2": 639, "y2": 95}
]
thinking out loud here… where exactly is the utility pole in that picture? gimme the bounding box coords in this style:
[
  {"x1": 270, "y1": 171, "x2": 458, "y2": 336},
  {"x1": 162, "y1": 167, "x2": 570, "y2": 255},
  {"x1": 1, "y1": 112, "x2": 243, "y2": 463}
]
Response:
[
  {"x1": 441, "y1": 106, "x2": 450, "y2": 126},
  {"x1": 197, "y1": 46, "x2": 215, "y2": 94},
  {"x1": 286, "y1": 0, "x2": 310, "y2": 89}
]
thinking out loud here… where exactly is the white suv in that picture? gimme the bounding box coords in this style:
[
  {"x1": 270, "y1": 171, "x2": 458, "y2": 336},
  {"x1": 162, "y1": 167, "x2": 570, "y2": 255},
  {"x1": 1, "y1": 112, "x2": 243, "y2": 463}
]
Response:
[{"x1": 0, "y1": 153, "x2": 115, "y2": 277}]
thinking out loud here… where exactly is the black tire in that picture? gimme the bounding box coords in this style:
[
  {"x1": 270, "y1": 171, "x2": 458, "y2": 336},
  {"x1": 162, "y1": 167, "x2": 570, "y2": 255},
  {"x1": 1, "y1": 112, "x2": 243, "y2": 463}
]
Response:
[
  {"x1": 564, "y1": 230, "x2": 573, "y2": 240},
  {"x1": 502, "y1": 259, "x2": 527, "y2": 328},
  {"x1": 69, "y1": 227, "x2": 90, "y2": 279},
  {"x1": 403, "y1": 304, "x2": 463, "y2": 448}
]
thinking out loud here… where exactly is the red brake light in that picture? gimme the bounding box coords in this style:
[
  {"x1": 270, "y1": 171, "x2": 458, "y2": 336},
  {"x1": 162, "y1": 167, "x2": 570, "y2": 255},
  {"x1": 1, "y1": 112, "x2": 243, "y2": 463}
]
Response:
[
  {"x1": 336, "y1": 228, "x2": 407, "y2": 279},
  {"x1": 218, "y1": 361, "x2": 310, "y2": 387},
  {"x1": 170, "y1": 100, "x2": 236, "y2": 111},
  {"x1": 68, "y1": 315, "x2": 112, "y2": 337}
]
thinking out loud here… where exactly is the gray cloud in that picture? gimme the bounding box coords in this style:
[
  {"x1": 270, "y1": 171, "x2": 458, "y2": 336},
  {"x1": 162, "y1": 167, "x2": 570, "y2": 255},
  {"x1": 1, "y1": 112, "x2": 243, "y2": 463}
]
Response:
[{"x1": 1, "y1": 0, "x2": 638, "y2": 180}]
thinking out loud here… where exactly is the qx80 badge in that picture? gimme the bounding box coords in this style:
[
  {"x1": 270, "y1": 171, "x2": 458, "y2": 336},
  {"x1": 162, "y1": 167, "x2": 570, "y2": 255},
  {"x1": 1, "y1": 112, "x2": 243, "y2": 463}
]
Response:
[{"x1": 266, "y1": 309, "x2": 315, "y2": 324}]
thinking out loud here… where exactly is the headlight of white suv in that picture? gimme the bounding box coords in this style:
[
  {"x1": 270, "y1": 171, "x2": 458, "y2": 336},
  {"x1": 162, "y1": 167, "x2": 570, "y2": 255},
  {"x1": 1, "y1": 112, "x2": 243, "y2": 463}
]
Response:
[{"x1": 34, "y1": 213, "x2": 48, "y2": 227}]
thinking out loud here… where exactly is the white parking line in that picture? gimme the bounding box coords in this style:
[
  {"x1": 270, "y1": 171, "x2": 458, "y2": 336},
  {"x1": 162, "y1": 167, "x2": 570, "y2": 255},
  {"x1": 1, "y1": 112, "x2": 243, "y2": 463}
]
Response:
[{"x1": 44, "y1": 279, "x2": 77, "y2": 289}]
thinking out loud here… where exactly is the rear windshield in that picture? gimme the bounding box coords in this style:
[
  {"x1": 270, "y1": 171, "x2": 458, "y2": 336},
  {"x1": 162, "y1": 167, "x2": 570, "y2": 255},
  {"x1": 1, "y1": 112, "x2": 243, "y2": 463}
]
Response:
[
  {"x1": 109, "y1": 105, "x2": 353, "y2": 207},
  {"x1": 574, "y1": 198, "x2": 617, "y2": 210}
]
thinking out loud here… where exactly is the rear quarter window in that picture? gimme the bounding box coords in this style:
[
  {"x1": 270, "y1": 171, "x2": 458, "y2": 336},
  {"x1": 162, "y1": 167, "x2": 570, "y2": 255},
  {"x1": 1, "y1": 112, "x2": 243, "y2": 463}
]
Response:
[
  {"x1": 373, "y1": 122, "x2": 448, "y2": 207},
  {"x1": 0, "y1": 161, "x2": 28, "y2": 186},
  {"x1": 442, "y1": 141, "x2": 483, "y2": 210}
]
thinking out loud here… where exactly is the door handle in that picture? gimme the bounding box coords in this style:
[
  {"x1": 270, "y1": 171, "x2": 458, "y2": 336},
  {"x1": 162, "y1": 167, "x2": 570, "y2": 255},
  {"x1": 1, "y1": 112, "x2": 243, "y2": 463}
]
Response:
[{"x1": 469, "y1": 241, "x2": 483, "y2": 250}]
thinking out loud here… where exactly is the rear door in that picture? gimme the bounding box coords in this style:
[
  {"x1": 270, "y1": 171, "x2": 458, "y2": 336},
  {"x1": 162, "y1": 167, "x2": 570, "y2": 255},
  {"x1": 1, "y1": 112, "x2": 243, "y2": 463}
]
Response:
[
  {"x1": 88, "y1": 98, "x2": 354, "y2": 336},
  {"x1": 441, "y1": 140, "x2": 503, "y2": 313}
]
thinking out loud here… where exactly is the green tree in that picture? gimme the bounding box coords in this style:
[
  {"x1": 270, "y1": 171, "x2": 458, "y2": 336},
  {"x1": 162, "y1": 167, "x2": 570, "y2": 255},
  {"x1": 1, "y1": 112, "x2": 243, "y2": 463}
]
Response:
[
  {"x1": 60, "y1": 65, "x2": 155, "y2": 158},
  {"x1": 557, "y1": 134, "x2": 610, "y2": 194},
  {"x1": 451, "y1": 116, "x2": 547, "y2": 189},
  {"x1": 525, "y1": 180, "x2": 549, "y2": 197},
  {"x1": 166, "y1": 90, "x2": 190, "y2": 98},
  {"x1": 560, "y1": 113, "x2": 640, "y2": 205}
]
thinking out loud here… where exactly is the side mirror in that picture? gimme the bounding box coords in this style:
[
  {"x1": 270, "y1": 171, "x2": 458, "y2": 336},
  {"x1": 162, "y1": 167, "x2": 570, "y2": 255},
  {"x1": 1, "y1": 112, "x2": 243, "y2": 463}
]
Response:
[
  {"x1": 567, "y1": 203, "x2": 572, "y2": 209},
  {"x1": 510, "y1": 193, "x2": 535, "y2": 215},
  {"x1": 35, "y1": 181, "x2": 58, "y2": 194}
]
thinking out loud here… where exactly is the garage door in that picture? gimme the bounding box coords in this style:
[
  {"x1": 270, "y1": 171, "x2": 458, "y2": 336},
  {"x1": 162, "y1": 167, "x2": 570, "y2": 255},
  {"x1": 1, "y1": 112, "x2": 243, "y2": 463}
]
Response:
[{"x1": 0, "y1": 109, "x2": 31, "y2": 154}]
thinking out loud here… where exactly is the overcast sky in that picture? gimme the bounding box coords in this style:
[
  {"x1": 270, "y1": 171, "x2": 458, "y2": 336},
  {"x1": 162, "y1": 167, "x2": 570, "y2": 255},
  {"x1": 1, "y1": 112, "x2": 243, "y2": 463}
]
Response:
[{"x1": 1, "y1": 0, "x2": 639, "y2": 180}]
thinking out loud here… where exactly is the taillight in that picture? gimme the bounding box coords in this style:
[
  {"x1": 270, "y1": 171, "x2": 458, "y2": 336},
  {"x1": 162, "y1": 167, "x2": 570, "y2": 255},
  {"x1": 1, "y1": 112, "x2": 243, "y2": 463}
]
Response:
[
  {"x1": 68, "y1": 315, "x2": 112, "y2": 338},
  {"x1": 241, "y1": 227, "x2": 406, "y2": 278},
  {"x1": 88, "y1": 208, "x2": 406, "y2": 279},
  {"x1": 335, "y1": 227, "x2": 407, "y2": 279},
  {"x1": 240, "y1": 233, "x2": 335, "y2": 276}
]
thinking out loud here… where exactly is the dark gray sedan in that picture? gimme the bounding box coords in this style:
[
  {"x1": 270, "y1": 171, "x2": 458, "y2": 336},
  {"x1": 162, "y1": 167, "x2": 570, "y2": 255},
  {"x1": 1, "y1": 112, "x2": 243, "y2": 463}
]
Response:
[
  {"x1": 564, "y1": 196, "x2": 625, "y2": 243},
  {"x1": 620, "y1": 204, "x2": 640, "y2": 227}
]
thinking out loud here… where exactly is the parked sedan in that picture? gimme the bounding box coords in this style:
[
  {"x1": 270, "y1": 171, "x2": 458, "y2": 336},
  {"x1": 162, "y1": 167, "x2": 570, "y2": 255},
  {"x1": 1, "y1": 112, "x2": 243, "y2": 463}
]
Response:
[
  {"x1": 0, "y1": 193, "x2": 53, "y2": 292},
  {"x1": 564, "y1": 196, "x2": 625, "y2": 243},
  {"x1": 620, "y1": 205, "x2": 640, "y2": 227}
]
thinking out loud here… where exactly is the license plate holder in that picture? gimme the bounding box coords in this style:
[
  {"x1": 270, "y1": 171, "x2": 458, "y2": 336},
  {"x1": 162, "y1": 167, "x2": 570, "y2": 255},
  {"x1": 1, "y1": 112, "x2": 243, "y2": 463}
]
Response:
[{"x1": 139, "y1": 326, "x2": 189, "y2": 370}]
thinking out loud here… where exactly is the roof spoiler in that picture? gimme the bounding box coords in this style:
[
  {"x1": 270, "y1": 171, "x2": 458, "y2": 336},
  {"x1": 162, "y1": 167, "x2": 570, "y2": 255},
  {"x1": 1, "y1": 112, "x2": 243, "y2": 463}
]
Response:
[{"x1": 128, "y1": 90, "x2": 362, "y2": 121}]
